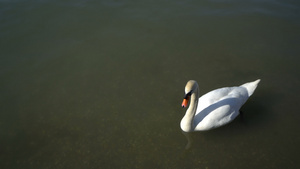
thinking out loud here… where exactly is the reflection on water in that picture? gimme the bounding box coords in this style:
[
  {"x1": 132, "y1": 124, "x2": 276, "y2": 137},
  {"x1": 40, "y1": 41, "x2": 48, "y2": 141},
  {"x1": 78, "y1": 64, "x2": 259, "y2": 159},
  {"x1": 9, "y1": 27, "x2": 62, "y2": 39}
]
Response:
[
  {"x1": 182, "y1": 131, "x2": 193, "y2": 150},
  {"x1": 0, "y1": 0, "x2": 299, "y2": 169}
]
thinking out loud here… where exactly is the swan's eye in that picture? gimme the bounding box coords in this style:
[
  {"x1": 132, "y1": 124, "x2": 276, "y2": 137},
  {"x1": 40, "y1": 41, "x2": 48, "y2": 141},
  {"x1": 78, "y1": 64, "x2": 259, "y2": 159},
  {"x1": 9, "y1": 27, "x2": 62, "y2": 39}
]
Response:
[{"x1": 184, "y1": 91, "x2": 192, "y2": 99}]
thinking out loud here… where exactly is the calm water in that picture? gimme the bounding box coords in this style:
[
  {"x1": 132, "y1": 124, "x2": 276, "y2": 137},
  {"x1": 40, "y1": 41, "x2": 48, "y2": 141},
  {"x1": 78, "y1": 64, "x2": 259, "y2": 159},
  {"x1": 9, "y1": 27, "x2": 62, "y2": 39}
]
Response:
[{"x1": 1, "y1": 0, "x2": 299, "y2": 168}]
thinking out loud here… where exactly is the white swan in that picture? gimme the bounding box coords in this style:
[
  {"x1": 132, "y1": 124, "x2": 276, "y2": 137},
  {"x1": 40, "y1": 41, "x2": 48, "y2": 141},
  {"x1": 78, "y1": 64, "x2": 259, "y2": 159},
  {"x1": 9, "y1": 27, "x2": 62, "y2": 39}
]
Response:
[{"x1": 181, "y1": 79, "x2": 260, "y2": 132}]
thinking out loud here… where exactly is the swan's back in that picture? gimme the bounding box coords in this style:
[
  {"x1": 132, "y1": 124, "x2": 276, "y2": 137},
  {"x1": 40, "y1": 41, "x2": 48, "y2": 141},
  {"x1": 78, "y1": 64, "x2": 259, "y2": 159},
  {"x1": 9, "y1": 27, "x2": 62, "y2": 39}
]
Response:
[{"x1": 194, "y1": 79, "x2": 260, "y2": 131}]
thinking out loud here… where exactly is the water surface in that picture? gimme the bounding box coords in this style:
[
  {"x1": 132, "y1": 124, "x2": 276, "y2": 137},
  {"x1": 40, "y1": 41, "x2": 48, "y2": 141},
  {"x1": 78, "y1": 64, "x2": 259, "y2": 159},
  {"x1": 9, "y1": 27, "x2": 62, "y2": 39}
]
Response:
[{"x1": 0, "y1": 0, "x2": 299, "y2": 168}]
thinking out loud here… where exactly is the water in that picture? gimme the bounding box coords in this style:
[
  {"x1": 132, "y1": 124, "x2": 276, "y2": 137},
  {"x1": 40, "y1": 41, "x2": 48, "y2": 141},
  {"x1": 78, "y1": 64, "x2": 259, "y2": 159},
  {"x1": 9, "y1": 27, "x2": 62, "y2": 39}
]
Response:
[{"x1": 0, "y1": 0, "x2": 299, "y2": 168}]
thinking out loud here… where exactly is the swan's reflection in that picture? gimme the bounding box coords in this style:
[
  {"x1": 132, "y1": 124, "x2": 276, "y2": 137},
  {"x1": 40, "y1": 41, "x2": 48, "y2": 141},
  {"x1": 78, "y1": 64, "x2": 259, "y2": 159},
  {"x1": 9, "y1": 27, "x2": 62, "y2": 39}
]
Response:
[{"x1": 181, "y1": 130, "x2": 193, "y2": 150}]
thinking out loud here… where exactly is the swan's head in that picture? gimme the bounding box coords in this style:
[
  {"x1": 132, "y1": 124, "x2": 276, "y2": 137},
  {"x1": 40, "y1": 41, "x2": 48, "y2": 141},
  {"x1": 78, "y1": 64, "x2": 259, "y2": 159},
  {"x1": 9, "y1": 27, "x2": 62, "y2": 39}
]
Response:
[{"x1": 182, "y1": 80, "x2": 198, "y2": 108}]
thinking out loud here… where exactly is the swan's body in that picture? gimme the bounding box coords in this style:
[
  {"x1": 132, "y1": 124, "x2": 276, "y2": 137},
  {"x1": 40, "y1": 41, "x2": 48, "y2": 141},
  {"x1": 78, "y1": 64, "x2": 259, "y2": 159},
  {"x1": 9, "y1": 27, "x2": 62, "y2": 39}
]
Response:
[{"x1": 181, "y1": 79, "x2": 260, "y2": 132}]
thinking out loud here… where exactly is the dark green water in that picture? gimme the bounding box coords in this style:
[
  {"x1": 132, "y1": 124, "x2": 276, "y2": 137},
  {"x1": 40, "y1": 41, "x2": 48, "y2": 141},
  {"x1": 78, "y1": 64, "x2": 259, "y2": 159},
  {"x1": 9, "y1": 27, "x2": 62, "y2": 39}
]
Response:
[{"x1": 1, "y1": 0, "x2": 299, "y2": 168}]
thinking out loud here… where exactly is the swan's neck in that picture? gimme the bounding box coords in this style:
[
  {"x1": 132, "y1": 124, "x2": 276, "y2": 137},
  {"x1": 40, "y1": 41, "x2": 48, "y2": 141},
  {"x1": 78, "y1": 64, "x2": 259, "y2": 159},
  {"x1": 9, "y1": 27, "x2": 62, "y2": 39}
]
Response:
[{"x1": 181, "y1": 88, "x2": 199, "y2": 132}]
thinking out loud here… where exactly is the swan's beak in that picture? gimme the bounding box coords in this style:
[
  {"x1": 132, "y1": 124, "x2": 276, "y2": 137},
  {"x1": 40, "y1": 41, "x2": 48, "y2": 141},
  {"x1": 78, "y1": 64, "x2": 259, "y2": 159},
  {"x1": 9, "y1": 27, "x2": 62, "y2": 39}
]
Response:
[{"x1": 182, "y1": 98, "x2": 189, "y2": 108}]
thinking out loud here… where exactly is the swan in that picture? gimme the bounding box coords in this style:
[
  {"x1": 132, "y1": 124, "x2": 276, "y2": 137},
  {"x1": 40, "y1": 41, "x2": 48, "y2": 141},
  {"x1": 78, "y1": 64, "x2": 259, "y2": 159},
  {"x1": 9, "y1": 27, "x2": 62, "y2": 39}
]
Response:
[{"x1": 181, "y1": 79, "x2": 260, "y2": 132}]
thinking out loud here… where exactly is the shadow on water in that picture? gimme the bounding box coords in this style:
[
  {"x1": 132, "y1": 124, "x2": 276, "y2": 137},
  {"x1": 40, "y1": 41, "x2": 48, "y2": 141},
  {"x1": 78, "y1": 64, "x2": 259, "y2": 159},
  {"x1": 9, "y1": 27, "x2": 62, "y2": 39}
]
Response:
[{"x1": 240, "y1": 86, "x2": 284, "y2": 127}]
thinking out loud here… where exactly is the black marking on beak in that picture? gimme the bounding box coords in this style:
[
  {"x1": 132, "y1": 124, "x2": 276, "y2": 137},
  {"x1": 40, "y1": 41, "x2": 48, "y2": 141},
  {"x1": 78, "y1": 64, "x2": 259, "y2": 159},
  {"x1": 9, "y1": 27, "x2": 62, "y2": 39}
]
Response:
[{"x1": 184, "y1": 91, "x2": 192, "y2": 99}]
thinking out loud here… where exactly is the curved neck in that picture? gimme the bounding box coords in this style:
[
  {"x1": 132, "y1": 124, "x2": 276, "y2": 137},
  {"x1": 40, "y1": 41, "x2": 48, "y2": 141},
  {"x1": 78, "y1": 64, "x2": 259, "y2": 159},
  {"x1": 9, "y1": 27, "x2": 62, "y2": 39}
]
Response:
[{"x1": 181, "y1": 87, "x2": 199, "y2": 132}]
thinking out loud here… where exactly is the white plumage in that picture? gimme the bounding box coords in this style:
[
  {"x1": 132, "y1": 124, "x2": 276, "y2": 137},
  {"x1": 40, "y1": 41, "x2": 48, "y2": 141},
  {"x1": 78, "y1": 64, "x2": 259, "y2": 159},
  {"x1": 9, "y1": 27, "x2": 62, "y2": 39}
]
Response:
[{"x1": 181, "y1": 79, "x2": 260, "y2": 132}]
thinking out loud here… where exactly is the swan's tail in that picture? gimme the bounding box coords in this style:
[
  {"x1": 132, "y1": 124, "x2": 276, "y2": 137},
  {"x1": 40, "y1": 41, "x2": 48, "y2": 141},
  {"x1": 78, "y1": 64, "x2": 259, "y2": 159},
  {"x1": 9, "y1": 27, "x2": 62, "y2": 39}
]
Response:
[{"x1": 240, "y1": 79, "x2": 261, "y2": 97}]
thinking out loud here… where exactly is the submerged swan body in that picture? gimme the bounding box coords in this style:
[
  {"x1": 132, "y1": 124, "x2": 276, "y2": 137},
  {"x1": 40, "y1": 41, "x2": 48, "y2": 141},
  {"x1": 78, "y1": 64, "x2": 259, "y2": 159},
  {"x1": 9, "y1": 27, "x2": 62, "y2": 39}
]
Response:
[{"x1": 181, "y1": 79, "x2": 260, "y2": 132}]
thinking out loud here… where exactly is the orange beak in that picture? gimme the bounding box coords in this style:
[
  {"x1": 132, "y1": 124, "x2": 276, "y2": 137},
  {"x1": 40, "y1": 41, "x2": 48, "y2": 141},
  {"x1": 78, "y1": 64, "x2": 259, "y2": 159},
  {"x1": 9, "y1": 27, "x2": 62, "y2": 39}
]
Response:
[{"x1": 182, "y1": 98, "x2": 189, "y2": 108}]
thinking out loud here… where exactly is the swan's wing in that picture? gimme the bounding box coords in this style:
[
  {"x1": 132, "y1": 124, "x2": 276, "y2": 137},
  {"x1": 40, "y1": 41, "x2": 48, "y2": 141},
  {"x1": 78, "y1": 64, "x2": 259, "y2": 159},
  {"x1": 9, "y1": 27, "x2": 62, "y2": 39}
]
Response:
[
  {"x1": 196, "y1": 86, "x2": 248, "y2": 113},
  {"x1": 193, "y1": 86, "x2": 248, "y2": 131},
  {"x1": 196, "y1": 87, "x2": 234, "y2": 112},
  {"x1": 194, "y1": 103, "x2": 239, "y2": 131}
]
